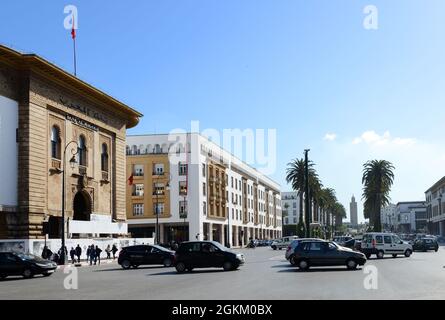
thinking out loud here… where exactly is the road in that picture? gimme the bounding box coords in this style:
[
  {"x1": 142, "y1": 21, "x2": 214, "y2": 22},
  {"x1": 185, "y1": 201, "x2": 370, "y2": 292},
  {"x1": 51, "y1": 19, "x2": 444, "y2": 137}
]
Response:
[{"x1": 1, "y1": 246, "x2": 445, "y2": 300}]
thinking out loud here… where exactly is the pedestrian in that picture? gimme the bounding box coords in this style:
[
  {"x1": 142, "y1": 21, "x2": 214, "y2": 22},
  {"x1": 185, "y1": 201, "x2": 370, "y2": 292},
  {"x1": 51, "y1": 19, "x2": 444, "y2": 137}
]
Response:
[
  {"x1": 86, "y1": 245, "x2": 91, "y2": 263},
  {"x1": 75, "y1": 244, "x2": 82, "y2": 263},
  {"x1": 70, "y1": 247, "x2": 76, "y2": 264},
  {"x1": 105, "y1": 245, "x2": 111, "y2": 259},
  {"x1": 95, "y1": 246, "x2": 102, "y2": 265},
  {"x1": 112, "y1": 244, "x2": 118, "y2": 259},
  {"x1": 89, "y1": 245, "x2": 96, "y2": 266},
  {"x1": 41, "y1": 246, "x2": 52, "y2": 260}
]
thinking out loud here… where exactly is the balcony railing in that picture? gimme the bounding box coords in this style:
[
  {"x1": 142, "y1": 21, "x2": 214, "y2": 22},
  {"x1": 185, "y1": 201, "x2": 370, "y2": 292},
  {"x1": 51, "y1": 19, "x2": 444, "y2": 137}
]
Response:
[
  {"x1": 51, "y1": 159, "x2": 61, "y2": 170},
  {"x1": 101, "y1": 171, "x2": 109, "y2": 181},
  {"x1": 152, "y1": 171, "x2": 165, "y2": 176},
  {"x1": 79, "y1": 166, "x2": 87, "y2": 176}
]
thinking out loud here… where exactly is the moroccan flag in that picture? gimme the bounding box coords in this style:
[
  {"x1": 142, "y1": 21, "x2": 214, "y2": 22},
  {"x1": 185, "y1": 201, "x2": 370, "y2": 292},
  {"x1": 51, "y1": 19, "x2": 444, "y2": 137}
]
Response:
[
  {"x1": 71, "y1": 15, "x2": 76, "y2": 39},
  {"x1": 128, "y1": 174, "x2": 134, "y2": 186}
]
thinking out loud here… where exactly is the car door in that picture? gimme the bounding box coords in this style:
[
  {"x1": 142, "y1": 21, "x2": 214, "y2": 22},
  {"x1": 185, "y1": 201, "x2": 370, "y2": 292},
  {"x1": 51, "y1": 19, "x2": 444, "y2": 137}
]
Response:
[
  {"x1": 143, "y1": 246, "x2": 157, "y2": 265},
  {"x1": 374, "y1": 235, "x2": 385, "y2": 253},
  {"x1": 128, "y1": 245, "x2": 147, "y2": 265},
  {"x1": 391, "y1": 235, "x2": 405, "y2": 254},
  {"x1": 383, "y1": 235, "x2": 394, "y2": 254},
  {"x1": 206, "y1": 244, "x2": 226, "y2": 267},
  {"x1": 307, "y1": 242, "x2": 325, "y2": 266}
]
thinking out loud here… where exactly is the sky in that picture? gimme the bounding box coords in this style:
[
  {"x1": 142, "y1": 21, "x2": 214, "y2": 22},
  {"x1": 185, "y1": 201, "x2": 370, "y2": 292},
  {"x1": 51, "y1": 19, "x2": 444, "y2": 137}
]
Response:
[{"x1": 1, "y1": 0, "x2": 445, "y2": 222}]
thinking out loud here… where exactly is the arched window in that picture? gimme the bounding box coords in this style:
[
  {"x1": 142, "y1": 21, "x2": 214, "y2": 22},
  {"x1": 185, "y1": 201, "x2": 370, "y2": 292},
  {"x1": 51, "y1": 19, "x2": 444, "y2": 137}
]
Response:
[
  {"x1": 50, "y1": 126, "x2": 61, "y2": 159},
  {"x1": 78, "y1": 135, "x2": 87, "y2": 166},
  {"x1": 101, "y1": 143, "x2": 109, "y2": 172},
  {"x1": 154, "y1": 144, "x2": 161, "y2": 154}
]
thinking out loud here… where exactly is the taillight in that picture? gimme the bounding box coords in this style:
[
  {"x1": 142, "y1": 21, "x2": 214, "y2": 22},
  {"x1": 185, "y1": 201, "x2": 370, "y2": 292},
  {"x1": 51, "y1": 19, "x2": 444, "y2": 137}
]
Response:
[{"x1": 371, "y1": 239, "x2": 376, "y2": 248}]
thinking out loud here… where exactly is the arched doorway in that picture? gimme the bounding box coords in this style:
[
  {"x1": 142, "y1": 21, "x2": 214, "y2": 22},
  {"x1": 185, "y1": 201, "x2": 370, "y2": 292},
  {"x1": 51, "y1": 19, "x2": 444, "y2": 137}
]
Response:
[{"x1": 73, "y1": 191, "x2": 92, "y2": 221}]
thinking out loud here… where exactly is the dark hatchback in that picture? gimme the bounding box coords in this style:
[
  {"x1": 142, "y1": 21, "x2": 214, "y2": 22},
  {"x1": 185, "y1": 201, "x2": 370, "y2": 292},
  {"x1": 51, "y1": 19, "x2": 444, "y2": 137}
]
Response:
[
  {"x1": 413, "y1": 238, "x2": 439, "y2": 252},
  {"x1": 118, "y1": 245, "x2": 176, "y2": 269},
  {"x1": 292, "y1": 240, "x2": 367, "y2": 271},
  {"x1": 0, "y1": 252, "x2": 57, "y2": 279},
  {"x1": 174, "y1": 241, "x2": 245, "y2": 273}
]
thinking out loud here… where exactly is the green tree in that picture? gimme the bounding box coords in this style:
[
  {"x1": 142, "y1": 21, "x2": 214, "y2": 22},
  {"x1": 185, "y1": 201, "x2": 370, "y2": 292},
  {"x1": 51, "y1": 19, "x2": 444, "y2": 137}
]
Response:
[
  {"x1": 362, "y1": 160, "x2": 395, "y2": 232},
  {"x1": 286, "y1": 158, "x2": 316, "y2": 226}
]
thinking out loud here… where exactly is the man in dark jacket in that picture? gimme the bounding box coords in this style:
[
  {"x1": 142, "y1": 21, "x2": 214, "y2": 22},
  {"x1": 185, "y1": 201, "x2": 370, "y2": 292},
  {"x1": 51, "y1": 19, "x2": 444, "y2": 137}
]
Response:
[
  {"x1": 70, "y1": 247, "x2": 76, "y2": 264},
  {"x1": 95, "y1": 246, "x2": 102, "y2": 265},
  {"x1": 86, "y1": 245, "x2": 91, "y2": 263},
  {"x1": 111, "y1": 244, "x2": 118, "y2": 259},
  {"x1": 75, "y1": 245, "x2": 82, "y2": 263}
]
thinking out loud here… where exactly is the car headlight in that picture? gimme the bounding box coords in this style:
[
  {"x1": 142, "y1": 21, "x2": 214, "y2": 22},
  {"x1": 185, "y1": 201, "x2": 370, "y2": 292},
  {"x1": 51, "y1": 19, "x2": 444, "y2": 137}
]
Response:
[{"x1": 236, "y1": 254, "x2": 244, "y2": 260}]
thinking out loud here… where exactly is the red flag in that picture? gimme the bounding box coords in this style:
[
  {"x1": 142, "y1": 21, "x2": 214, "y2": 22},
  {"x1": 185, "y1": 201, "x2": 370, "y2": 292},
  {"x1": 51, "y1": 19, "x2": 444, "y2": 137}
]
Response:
[
  {"x1": 128, "y1": 174, "x2": 134, "y2": 186},
  {"x1": 71, "y1": 15, "x2": 76, "y2": 39}
]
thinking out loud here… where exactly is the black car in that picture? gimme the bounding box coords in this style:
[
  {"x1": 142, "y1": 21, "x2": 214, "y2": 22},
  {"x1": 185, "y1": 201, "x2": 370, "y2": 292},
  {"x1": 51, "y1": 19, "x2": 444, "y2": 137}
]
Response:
[
  {"x1": 118, "y1": 245, "x2": 176, "y2": 269},
  {"x1": 343, "y1": 239, "x2": 362, "y2": 251},
  {"x1": 292, "y1": 240, "x2": 367, "y2": 271},
  {"x1": 0, "y1": 252, "x2": 57, "y2": 279},
  {"x1": 413, "y1": 238, "x2": 439, "y2": 252},
  {"x1": 174, "y1": 241, "x2": 245, "y2": 273}
]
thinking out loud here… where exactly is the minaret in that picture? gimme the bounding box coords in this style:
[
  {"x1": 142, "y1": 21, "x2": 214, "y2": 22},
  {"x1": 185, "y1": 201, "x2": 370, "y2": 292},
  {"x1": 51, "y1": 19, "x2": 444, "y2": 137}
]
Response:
[{"x1": 350, "y1": 195, "x2": 358, "y2": 227}]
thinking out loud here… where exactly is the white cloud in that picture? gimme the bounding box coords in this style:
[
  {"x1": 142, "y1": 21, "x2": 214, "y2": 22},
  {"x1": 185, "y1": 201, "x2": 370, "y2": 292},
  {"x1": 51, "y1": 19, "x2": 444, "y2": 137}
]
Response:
[
  {"x1": 352, "y1": 130, "x2": 415, "y2": 147},
  {"x1": 324, "y1": 133, "x2": 337, "y2": 141}
]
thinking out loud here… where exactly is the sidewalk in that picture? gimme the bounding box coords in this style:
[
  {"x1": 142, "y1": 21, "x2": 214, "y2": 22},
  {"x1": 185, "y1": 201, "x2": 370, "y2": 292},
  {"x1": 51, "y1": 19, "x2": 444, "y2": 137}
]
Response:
[{"x1": 56, "y1": 258, "x2": 118, "y2": 269}]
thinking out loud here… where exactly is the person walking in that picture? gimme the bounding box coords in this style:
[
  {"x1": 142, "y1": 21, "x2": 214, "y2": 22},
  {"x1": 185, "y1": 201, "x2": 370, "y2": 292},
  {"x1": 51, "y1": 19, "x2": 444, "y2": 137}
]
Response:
[
  {"x1": 41, "y1": 246, "x2": 52, "y2": 260},
  {"x1": 70, "y1": 247, "x2": 76, "y2": 264},
  {"x1": 95, "y1": 246, "x2": 102, "y2": 265},
  {"x1": 86, "y1": 245, "x2": 91, "y2": 263},
  {"x1": 89, "y1": 245, "x2": 96, "y2": 266},
  {"x1": 105, "y1": 245, "x2": 111, "y2": 259},
  {"x1": 75, "y1": 244, "x2": 82, "y2": 263},
  {"x1": 112, "y1": 244, "x2": 118, "y2": 259}
]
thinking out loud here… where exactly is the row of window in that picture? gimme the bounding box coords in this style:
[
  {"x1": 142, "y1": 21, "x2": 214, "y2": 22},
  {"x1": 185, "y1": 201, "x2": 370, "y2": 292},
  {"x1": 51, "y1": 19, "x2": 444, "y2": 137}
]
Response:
[
  {"x1": 131, "y1": 182, "x2": 187, "y2": 196},
  {"x1": 50, "y1": 126, "x2": 109, "y2": 172},
  {"x1": 133, "y1": 163, "x2": 164, "y2": 176},
  {"x1": 132, "y1": 201, "x2": 188, "y2": 216}
]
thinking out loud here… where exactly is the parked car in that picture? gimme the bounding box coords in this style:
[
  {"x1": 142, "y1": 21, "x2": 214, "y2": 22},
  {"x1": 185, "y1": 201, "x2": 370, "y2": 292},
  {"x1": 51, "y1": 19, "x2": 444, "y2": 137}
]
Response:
[
  {"x1": 271, "y1": 236, "x2": 299, "y2": 250},
  {"x1": 413, "y1": 238, "x2": 439, "y2": 252},
  {"x1": 332, "y1": 236, "x2": 353, "y2": 246},
  {"x1": 292, "y1": 240, "x2": 366, "y2": 271},
  {"x1": 174, "y1": 241, "x2": 244, "y2": 273},
  {"x1": 285, "y1": 238, "x2": 324, "y2": 265},
  {"x1": 361, "y1": 232, "x2": 413, "y2": 259},
  {"x1": 343, "y1": 239, "x2": 362, "y2": 251},
  {"x1": 0, "y1": 252, "x2": 57, "y2": 279},
  {"x1": 118, "y1": 244, "x2": 176, "y2": 269}
]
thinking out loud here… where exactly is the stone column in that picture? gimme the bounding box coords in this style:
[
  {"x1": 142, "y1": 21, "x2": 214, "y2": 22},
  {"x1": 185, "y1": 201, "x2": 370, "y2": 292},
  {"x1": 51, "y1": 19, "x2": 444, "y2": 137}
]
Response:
[
  {"x1": 220, "y1": 224, "x2": 225, "y2": 246},
  {"x1": 234, "y1": 226, "x2": 239, "y2": 247},
  {"x1": 209, "y1": 222, "x2": 213, "y2": 241}
]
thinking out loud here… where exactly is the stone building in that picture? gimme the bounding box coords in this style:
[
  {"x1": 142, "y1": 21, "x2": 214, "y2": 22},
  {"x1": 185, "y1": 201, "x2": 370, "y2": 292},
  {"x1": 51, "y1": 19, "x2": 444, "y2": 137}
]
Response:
[{"x1": 0, "y1": 45, "x2": 142, "y2": 239}]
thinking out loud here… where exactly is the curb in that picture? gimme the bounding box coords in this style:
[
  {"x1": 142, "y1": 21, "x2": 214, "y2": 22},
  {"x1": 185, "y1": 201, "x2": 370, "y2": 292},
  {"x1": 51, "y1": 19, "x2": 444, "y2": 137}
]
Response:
[{"x1": 56, "y1": 260, "x2": 117, "y2": 269}]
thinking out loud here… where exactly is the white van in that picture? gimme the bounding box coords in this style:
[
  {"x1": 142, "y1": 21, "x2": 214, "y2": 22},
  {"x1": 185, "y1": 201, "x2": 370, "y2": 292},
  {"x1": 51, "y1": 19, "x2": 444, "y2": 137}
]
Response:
[
  {"x1": 271, "y1": 236, "x2": 299, "y2": 250},
  {"x1": 361, "y1": 232, "x2": 413, "y2": 259}
]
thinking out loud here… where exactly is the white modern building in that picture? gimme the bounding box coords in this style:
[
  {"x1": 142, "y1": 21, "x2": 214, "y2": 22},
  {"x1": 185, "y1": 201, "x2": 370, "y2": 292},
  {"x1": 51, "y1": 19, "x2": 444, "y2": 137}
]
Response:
[
  {"x1": 381, "y1": 203, "x2": 396, "y2": 231},
  {"x1": 281, "y1": 192, "x2": 300, "y2": 225},
  {"x1": 125, "y1": 133, "x2": 282, "y2": 248},
  {"x1": 395, "y1": 202, "x2": 427, "y2": 233},
  {"x1": 425, "y1": 176, "x2": 445, "y2": 236}
]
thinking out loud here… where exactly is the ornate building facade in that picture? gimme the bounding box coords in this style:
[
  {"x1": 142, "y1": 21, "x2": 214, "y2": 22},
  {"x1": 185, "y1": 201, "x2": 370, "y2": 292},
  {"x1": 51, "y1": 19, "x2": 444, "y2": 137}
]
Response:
[{"x1": 0, "y1": 45, "x2": 142, "y2": 239}]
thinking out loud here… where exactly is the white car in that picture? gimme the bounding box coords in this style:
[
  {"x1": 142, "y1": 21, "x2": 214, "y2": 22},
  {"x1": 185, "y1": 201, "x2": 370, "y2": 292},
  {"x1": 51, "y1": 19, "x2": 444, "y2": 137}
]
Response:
[
  {"x1": 361, "y1": 232, "x2": 413, "y2": 259},
  {"x1": 271, "y1": 236, "x2": 299, "y2": 250}
]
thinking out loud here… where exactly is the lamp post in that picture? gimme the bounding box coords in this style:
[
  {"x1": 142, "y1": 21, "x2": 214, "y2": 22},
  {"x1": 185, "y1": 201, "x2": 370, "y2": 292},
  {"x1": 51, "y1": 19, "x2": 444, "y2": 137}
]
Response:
[
  {"x1": 304, "y1": 149, "x2": 311, "y2": 238},
  {"x1": 61, "y1": 141, "x2": 79, "y2": 265}
]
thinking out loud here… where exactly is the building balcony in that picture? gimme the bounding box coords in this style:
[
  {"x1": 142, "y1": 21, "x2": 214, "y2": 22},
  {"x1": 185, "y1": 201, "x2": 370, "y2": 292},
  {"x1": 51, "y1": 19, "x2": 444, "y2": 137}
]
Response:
[{"x1": 101, "y1": 171, "x2": 109, "y2": 182}]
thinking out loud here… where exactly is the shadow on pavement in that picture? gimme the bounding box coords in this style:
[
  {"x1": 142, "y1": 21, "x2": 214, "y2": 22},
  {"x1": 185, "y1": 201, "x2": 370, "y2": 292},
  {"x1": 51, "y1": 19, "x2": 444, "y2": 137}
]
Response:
[
  {"x1": 93, "y1": 266, "x2": 169, "y2": 272},
  {"x1": 148, "y1": 268, "x2": 237, "y2": 276},
  {"x1": 270, "y1": 264, "x2": 292, "y2": 268},
  {"x1": 278, "y1": 267, "x2": 362, "y2": 273}
]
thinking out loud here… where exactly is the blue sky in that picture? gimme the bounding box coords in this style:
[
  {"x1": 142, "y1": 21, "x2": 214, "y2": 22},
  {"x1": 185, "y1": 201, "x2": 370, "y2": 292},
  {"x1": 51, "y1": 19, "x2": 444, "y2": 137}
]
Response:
[{"x1": 2, "y1": 0, "x2": 445, "y2": 222}]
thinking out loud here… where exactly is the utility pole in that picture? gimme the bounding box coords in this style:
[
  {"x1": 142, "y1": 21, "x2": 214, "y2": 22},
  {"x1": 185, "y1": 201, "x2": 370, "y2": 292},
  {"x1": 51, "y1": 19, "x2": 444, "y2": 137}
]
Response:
[{"x1": 304, "y1": 149, "x2": 311, "y2": 238}]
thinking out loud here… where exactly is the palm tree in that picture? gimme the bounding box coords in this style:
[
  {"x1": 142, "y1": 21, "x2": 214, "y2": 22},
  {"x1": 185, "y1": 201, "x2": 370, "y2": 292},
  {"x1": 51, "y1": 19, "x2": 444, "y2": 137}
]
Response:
[
  {"x1": 333, "y1": 202, "x2": 347, "y2": 228},
  {"x1": 362, "y1": 160, "x2": 395, "y2": 232},
  {"x1": 286, "y1": 158, "x2": 316, "y2": 225},
  {"x1": 318, "y1": 188, "x2": 337, "y2": 238},
  {"x1": 309, "y1": 174, "x2": 322, "y2": 223}
]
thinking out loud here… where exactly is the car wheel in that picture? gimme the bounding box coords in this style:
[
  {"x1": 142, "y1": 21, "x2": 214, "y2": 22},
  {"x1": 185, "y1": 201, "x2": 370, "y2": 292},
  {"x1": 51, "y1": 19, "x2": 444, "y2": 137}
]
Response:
[
  {"x1": 223, "y1": 261, "x2": 233, "y2": 271},
  {"x1": 22, "y1": 268, "x2": 34, "y2": 279},
  {"x1": 163, "y1": 258, "x2": 172, "y2": 267},
  {"x1": 298, "y1": 259, "x2": 309, "y2": 271},
  {"x1": 404, "y1": 249, "x2": 412, "y2": 257},
  {"x1": 435, "y1": 248, "x2": 439, "y2": 252},
  {"x1": 346, "y1": 259, "x2": 358, "y2": 270},
  {"x1": 365, "y1": 253, "x2": 371, "y2": 259},
  {"x1": 175, "y1": 262, "x2": 186, "y2": 273},
  {"x1": 290, "y1": 255, "x2": 297, "y2": 266},
  {"x1": 392, "y1": 254, "x2": 397, "y2": 258},
  {"x1": 121, "y1": 260, "x2": 131, "y2": 270},
  {"x1": 272, "y1": 246, "x2": 277, "y2": 250},
  {"x1": 377, "y1": 250, "x2": 384, "y2": 259}
]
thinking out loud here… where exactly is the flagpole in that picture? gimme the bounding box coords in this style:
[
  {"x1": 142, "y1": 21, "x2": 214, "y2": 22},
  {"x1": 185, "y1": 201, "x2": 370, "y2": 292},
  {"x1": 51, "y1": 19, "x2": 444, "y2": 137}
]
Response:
[{"x1": 73, "y1": 36, "x2": 77, "y2": 77}]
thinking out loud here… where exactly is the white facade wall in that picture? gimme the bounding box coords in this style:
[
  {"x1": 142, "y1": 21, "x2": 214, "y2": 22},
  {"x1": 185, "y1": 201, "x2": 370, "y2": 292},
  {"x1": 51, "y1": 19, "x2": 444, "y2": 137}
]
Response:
[
  {"x1": 126, "y1": 133, "x2": 282, "y2": 245},
  {"x1": 0, "y1": 95, "x2": 18, "y2": 208},
  {"x1": 281, "y1": 192, "x2": 299, "y2": 225}
]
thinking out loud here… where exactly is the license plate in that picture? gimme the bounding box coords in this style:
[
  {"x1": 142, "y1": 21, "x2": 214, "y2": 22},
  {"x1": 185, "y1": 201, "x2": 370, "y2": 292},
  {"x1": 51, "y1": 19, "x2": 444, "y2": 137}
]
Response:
[{"x1": 46, "y1": 270, "x2": 55, "y2": 273}]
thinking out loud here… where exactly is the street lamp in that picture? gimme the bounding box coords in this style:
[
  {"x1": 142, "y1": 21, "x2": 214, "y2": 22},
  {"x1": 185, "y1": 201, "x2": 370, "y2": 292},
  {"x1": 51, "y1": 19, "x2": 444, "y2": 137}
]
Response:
[
  {"x1": 304, "y1": 149, "x2": 311, "y2": 238},
  {"x1": 61, "y1": 141, "x2": 79, "y2": 265}
]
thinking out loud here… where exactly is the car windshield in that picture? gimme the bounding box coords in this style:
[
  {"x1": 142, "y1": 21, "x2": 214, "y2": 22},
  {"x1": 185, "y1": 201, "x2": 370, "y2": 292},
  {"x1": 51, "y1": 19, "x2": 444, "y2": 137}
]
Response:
[
  {"x1": 210, "y1": 241, "x2": 227, "y2": 251},
  {"x1": 152, "y1": 245, "x2": 170, "y2": 252}
]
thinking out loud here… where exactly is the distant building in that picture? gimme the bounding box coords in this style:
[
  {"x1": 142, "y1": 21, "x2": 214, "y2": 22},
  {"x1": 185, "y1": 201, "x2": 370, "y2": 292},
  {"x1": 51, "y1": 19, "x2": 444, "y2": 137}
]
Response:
[
  {"x1": 349, "y1": 195, "x2": 358, "y2": 227},
  {"x1": 381, "y1": 203, "x2": 396, "y2": 231},
  {"x1": 425, "y1": 176, "x2": 445, "y2": 236},
  {"x1": 281, "y1": 192, "x2": 300, "y2": 225},
  {"x1": 395, "y1": 202, "x2": 427, "y2": 233}
]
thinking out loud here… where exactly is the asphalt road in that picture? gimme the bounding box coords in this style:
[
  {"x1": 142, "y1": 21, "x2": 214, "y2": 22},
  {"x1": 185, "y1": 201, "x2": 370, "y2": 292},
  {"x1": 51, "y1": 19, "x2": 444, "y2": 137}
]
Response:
[{"x1": 1, "y1": 246, "x2": 445, "y2": 300}]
